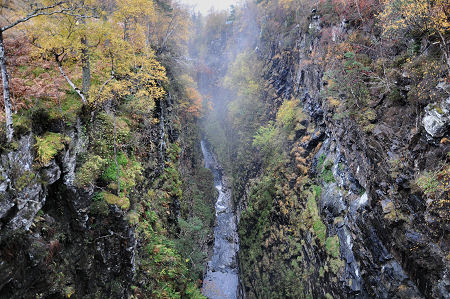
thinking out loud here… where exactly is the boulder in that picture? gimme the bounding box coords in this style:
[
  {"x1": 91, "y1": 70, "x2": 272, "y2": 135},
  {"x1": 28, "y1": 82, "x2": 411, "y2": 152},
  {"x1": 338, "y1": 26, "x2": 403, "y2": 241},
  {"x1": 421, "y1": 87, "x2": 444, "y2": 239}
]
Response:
[{"x1": 423, "y1": 97, "x2": 450, "y2": 138}]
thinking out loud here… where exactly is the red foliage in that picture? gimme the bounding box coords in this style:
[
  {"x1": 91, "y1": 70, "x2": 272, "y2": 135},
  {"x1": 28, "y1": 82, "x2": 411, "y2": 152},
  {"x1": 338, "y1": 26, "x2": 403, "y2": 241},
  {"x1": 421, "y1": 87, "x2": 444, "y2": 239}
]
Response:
[
  {"x1": 319, "y1": 0, "x2": 381, "y2": 23},
  {"x1": 184, "y1": 87, "x2": 203, "y2": 118},
  {"x1": 0, "y1": 34, "x2": 66, "y2": 120}
]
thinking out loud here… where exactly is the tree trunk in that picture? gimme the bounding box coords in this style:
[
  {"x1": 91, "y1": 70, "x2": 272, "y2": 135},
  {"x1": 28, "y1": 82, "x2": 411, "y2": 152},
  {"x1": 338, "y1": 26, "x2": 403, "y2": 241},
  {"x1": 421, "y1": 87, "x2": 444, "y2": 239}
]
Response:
[
  {"x1": 55, "y1": 55, "x2": 86, "y2": 103},
  {"x1": 0, "y1": 30, "x2": 14, "y2": 142},
  {"x1": 81, "y1": 35, "x2": 91, "y2": 96},
  {"x1": 124, "y1": 20, "x2": 129, "y2": 41},
  {"x1": 437, "y1": 30, "x2": 450, "y2": 77},
  {"x1": 113, "y1": 111, "x2": 120, "y2": 196}
]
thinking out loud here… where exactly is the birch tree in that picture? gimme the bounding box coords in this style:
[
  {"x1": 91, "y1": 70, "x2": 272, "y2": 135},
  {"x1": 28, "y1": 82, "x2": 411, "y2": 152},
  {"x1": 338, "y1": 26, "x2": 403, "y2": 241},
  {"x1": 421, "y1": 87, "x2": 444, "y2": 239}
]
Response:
[{"x1": 0, "y1": 1, "x2": 74, "y2": 142}]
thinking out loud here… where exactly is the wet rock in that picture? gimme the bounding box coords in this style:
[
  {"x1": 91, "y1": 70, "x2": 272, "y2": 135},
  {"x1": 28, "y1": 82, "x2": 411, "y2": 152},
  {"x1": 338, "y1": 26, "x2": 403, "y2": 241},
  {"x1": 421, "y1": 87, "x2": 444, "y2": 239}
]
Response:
[
  {"x1": 321, "y1": 182, "x2": 345, "y2": 217},
  {"x1": 422, "y1": 97, "x2": 449, "y2": 137},
  {"x1": 62, "y1": 119, "x2": 88, "y2": 187},
  {"x1": 0, "y1": 135, "x2": 45, "y2": 231},
  {"x1": 40, "y1": 160, "x2": 61, "y2": 185}
]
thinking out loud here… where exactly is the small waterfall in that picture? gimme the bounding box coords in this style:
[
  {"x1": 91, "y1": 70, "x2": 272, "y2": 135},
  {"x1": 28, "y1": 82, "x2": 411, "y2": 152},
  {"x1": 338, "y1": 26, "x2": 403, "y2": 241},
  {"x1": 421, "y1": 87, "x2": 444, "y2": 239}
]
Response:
[{"x1": 201, "y1": 140, "x2": 240, "y2": 299}]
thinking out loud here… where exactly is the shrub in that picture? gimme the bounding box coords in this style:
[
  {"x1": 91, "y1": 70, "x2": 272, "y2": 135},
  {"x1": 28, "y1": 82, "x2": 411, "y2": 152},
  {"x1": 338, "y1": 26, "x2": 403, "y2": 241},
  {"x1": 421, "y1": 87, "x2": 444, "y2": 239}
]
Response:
[
  {"x1": 416, "y1": 166, "x2": 449, "y2": 198},
  {"x1": 253, "y1": 122, "x2": 285, "y2": 166},
  {"x1": 102, "y1": 192, "x2": 130, "y2": 210},
  {"x1": 34, "y1": 132, "x2": 71, "y2": 166},
  {"x1": 304, "y1": 191, "x2": 327, "y2": 245},
  {"x1": 102, "y1": 152, "x2": 143, "y2": 193},
  {"x1": 325, "y1": 235, "x2": 340, "y2": 258},
  {"x1": 276, "y1": 98, "x2": 306, "y2": 136},
  {"x1": 75, "y1": 155, "x2": 107, "y2": 187}
]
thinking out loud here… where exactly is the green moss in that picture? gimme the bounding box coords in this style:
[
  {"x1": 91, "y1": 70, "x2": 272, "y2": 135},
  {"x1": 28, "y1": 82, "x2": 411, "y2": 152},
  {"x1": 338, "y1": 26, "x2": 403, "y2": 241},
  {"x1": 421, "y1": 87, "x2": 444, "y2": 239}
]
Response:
[
  {"x1": 332, "y1": 111, "x2": 350, "y2": 120},
  {"x1": 329, "y1": 257, "x2": 345, "y2": 274},
  {"x1": 304, "y1": 193, "x2": 327, "y2": 245},
  {"x1": 34, "y1": 133, "x2": 71, "y2": 166},
  {"x1": 12, "y1": 114, "x2": 32, "y2": 134},
  {"x1": 102, "y1": 192, "x2": 130, "y2": 210},
  {"x1": 363, "y1": 108, "x2": 377, "y2": 122},
  {"x1": 318, "y1": 154, "x2": 327, "y2": 169},
  {"x1": 15, "y1": 171, "x2": 36, "y2": 191},
  {"x1": 325, "y1": 293, "x2": 334, "y2": 299},
  {"x1": 90, "y1": 200, "x2": 110, "y2": 216},
  {"x1": 363, "y1": 123, "x2": 376, "y2": 133},
  {"x1": 325, "y1": 235, "x2": 340, "y2": 258},
  {"x1": 416, "y1": 171, "x2": 440, "y2": 195},
  {"x1": 126, "y1": 211, "x2": 140, "y2": 225},
  {"x1": 75, "y1": 155, "x2": 107, "y2": 187},
  {"x1": 318, "y1": 158, "x2": 335, "y2": 183},
  {"x1": 322, "y1": 168, "x2": 335, "y2": 183},
  {"x1": 313, "y1": 218, "x2": 327, "y2": 245},
  {"x1": 312, "y1": 185, "x2": 322, "y2": 198},
  {"x1": 319, "y1": 266, "x2": 325, "y2": 278},
  {"x1": 102, "y1": 152, "x2": 143, "y2": 193},
  {"x1": 434, "y1": 105, "x2": 444, "y2": 115}
]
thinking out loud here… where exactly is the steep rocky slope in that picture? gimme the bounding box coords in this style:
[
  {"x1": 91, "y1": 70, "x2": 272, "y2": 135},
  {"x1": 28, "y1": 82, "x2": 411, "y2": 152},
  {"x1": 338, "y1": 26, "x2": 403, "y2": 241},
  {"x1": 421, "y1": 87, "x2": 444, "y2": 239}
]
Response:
[
  {"x1": 0, "y1": 92, "x2": 215, "y2": 298},
  {"x1": 0, "y1": 41, "x2": 215, "y2": 299},
  {"x1": 194, "y1": 2, "x2": 449, "y2": 298}
]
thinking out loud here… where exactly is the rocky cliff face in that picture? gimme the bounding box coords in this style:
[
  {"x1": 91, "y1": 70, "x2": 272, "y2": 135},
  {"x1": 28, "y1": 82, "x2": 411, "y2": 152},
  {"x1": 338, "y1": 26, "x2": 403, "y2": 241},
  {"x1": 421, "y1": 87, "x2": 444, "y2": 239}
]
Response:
[
  {"x1": 0, "y1": 93, "x2": 214, "y2": 298},
  {"x1": 0, "y1": 116, "x2": 136, "y2": 298},
  {"x1": 230, "y1": 9, "x2": 449, "y2": 299}
]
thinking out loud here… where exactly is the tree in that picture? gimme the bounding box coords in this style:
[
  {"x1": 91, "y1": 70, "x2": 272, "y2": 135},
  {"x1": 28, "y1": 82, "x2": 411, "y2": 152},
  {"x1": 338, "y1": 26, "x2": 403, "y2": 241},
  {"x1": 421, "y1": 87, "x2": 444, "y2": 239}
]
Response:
[
  {"x1": 147, "y1": 1, "x2": 190, "y2": 55},
  {"x1": 91, "y1": 9, "x2": 167, "y2": 109},
  {"x1": 29, "y1": 1, "x2": 99, "y2": 104},
  {"x1": 379, "y1": 0, "x2": 450, "y2": 75},
  {"x1": 0, "y1": 1, "x2": 94, "y2": 142},
  {"x1": 0, "y1": 1, "x2": 78, "y2": 141},
  {"x1": 113, "y1": 0, "x2": 155, "y2": 41}
]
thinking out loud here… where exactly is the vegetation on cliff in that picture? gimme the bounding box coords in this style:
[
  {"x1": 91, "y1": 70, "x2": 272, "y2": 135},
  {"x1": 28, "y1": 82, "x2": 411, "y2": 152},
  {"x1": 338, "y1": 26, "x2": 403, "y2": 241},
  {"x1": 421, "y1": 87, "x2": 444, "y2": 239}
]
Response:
[
  {"x1": 192, "y1": 0, "x2": 449, "y2": 298},
  {"x1": 0, "y1": 0, "x2": 214, "y2": 298},
  {"x1": 0, "y1": 0, "x2": 448, "y2": 298}
]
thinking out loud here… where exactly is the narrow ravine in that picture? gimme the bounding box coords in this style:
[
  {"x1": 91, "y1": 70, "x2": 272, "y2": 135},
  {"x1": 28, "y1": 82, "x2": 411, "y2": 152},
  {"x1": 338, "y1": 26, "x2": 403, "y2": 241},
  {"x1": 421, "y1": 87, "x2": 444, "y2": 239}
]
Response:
[{"x1": 201, "y1": 140, "x2": 240, "y2": 299}]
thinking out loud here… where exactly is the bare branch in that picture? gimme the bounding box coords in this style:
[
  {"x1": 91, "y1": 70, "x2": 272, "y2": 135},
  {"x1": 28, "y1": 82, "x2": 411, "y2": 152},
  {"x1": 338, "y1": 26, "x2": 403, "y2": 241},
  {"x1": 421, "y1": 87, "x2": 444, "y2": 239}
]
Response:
[
  {"x1": 96, "y1": 75, "x2": 114, "y2": 99},
  {"x1": 1, "y1": 2, "x2": 98, "y2": 32},
  {"x1": 1, "y1": 2, "x2": 66, "y2": 32},
  {"x1": 55, "y1": 54, "x2": 86, "y2": 103}
]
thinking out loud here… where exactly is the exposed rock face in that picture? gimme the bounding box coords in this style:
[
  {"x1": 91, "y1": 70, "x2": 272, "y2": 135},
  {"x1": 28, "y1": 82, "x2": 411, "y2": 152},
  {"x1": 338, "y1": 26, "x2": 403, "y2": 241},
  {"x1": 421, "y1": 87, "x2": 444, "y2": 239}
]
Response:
[
  {"x1": 423, "y1": 97, "x2": 450, "y2": 138},
  {"x1": 234, "y1": 10, "x2": 449, "y2": 299},
  {"x1": 0, "y1": 116, "x2": 155, "y2": 298},
  {"x1": 0, "y1": 134, "x2": 46, "y2": 231}
]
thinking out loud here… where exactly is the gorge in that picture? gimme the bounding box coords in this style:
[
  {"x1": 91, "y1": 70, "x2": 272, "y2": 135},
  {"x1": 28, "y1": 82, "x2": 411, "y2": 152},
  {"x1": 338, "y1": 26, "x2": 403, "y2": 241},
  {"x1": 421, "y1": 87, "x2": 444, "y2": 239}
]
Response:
[{"x1": 0, "y1": 0, "x2": 449, "y2": 298}]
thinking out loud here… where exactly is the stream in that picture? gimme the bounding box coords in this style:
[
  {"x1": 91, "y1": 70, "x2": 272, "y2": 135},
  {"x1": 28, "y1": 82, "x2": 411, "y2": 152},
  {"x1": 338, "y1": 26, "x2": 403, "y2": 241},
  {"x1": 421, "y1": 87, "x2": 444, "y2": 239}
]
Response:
[{"x1": 201, "y1": 141, "x2": 240, "y2": 299}]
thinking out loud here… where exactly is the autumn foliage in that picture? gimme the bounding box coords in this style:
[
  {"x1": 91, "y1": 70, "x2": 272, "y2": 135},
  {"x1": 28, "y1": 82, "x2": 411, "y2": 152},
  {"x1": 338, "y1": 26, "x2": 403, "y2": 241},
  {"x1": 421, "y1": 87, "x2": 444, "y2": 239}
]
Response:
[{"x1": 0, "y1": 35, "x2": 66, "y2": 121}]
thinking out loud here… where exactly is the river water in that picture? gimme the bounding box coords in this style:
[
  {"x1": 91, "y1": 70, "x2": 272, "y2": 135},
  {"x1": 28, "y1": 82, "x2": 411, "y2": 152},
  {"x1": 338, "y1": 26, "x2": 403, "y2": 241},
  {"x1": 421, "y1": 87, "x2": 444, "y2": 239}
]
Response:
[{"x1": 201, "y1": 141, "x2": 240, "y2": 299}]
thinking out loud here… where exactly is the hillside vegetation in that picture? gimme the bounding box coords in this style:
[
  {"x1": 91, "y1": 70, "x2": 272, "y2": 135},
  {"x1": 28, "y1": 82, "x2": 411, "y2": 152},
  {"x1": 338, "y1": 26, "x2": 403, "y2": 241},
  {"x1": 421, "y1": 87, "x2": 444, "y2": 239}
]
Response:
[
  {"x1": 191, "y1": 0, "x2": 449, "y2": 298},
  {"x1": 0, "y1": 0, "x2": 214, "y2": 298},
  {"x1": 0, "y1": 0, "x2": 448, "y2": 298}
]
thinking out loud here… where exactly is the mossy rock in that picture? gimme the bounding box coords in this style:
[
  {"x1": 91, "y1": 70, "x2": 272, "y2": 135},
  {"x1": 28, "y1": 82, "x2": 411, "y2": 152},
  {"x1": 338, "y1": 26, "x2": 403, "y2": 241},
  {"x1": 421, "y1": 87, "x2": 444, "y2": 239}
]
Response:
[
  {"x1": 102, "y1": 192, "x2": 130, "y2": 210},
  {"x1": 75, "y1": 155, "x2": 107, "y2": 188},
  {"x1": 329, "y1": 257, "x2": 345, "y2": 274},
  {"x1": 34, "y1": 132, "x2": 71, "y2": 166},
  {"x1": 325, "y1": 235, "x2": 340, "y2": 258},
  {"x1": 90, "y1": 200, "x2": 110, "y2": 216},
  {"x1": 15, "y1": 171, "x2": 36, "y2": 191}
]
